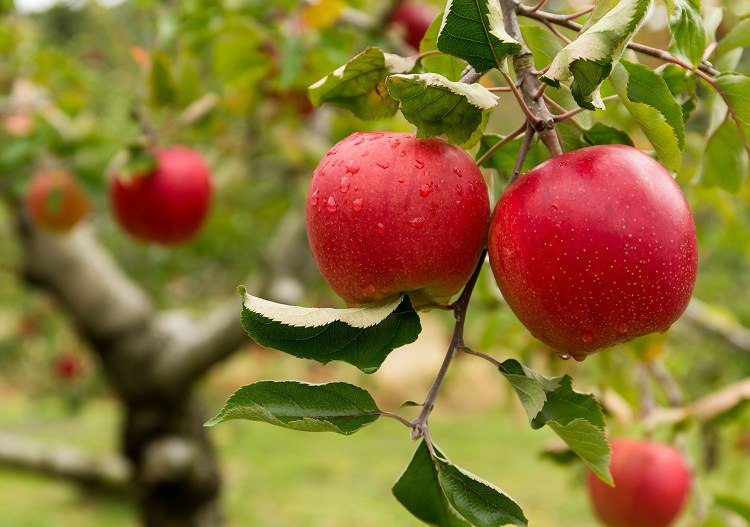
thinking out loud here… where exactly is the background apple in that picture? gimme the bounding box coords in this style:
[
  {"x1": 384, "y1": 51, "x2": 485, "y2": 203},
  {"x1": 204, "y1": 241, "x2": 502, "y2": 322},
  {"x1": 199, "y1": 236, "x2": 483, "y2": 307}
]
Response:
[
  {"x1": 387, "y1": 1, "x2": 439, "y2": 50},
  {"x1": 25, "y1": 169, "x2": 90, "y2": 232},
  {"x1": 587, "y1": 438, "x2": 691, "y2": 527},
  {"x1": 109, "y1": 146, "x2": 212, "y2": 245},
  {"x1": 488, "y1": 145, "x2": 698, "y2": 360},
  {"x1": 306, "y1": 131, "x2": 489, "y2": 306}
]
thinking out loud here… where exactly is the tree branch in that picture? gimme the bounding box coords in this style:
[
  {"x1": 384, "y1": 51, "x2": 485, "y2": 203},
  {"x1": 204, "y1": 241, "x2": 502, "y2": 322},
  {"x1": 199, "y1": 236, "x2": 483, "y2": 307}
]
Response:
[
  {"x1": 498, "y1": 0, "x2": 563, "y2": 157},
  {"x1": 681, "y1": 298, "x2": 750, "y2": 353}
]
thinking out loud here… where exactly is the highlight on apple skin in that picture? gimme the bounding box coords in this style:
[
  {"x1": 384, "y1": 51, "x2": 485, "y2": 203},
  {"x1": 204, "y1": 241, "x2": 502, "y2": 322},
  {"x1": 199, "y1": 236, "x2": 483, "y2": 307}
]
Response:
[
  {"x1": 109, "y1": 146, "x2": 212, "y2": 246},
  {"x1": 488, "y1": 145, "x2": 698, "y2": 360},
  {"x1": 587, "y1": 438, "x2": 691, "y2": 527},
  {"x1": 306, "y1": 132, "x2": 490, "y2": 307}
]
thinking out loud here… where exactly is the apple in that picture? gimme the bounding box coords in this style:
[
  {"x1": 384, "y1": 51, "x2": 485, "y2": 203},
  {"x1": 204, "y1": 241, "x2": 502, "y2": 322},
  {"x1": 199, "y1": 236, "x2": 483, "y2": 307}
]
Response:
[
  {"x1": 588, "y1": 438, "x2": 691, "y2": 527},
  {"x1": 109, "y1": 146, "x2": 212, "y2": 245},
  {"x1": 387, "y1": 1, "x2": 439, "y2": 50},
  {"x1": 25, "y1": 169, "x2": 90, "y2": 232},
  {"x1": 488, "y1": 145, "x2": 697, "y2": 360},
  {"x1": 306, "y1": 132, "x2": 490, "y2": 306}
]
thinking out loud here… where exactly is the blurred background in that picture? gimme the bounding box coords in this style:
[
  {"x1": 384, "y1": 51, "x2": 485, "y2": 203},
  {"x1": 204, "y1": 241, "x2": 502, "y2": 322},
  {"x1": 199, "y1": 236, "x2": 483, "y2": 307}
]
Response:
[{"x1": 1, "y1": 0, "x2": 749, "y2": 525}]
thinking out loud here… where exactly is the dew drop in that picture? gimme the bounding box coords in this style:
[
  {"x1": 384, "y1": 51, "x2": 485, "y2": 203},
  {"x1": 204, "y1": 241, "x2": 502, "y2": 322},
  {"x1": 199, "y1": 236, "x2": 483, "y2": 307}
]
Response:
[
  {"x1": 397, "y1": 176, "x2": 405, "y2": 183},
  {"x1": 415, "y1": 160, "x2": 425, "y2": 170},
  {"x1": 376, "y1": 161, "x2": 390, "y2": 169},
  {"x1": 345, "y1": 160, "x2": 360, "y2": 174},
  {"x1": 559, "y1": 353, "x2": 572, "y2": 361},
  {"x1": 367, "y1": 132, "x2": 384, "y2": 141},
  {"x1": 353, "y1": 137, "x2": 365, "y2": 145},
  {"x1": 580, "y1": 331, "x2": 593, "y2": 343},
  {"x1": 339, "y1": 176, "x2": 350, "y2": 192},
  {"x1": 327, "y1": 146, "x2": 338, "y2": 156},
  {"x1": 377, "y1": 222, "x2": 385, "y2": 234},
  {"x1": 453, "y1": 167, "x2": 463, "y2": 177},
  {"x1": 618, "y1": 322, "x2": 628, "y2": 334},
  {"x1": 326, "y1": 196, "x2": 337, "y2": 212},
  {"x1": 388, "y1": 137, "x2": 401, "y2": 148},
  {"x1": 456, "y1": 184, "x2": 463, "y2": 196},
  {"x1": 419, "y1": 182, "x2": 434, "y2": 197},
  {"x1": 400, "y1": 151, "x2": 407, "y2": 157},
  {"x1": 309, "y1": 189, "x2": 319, "y2": 206},
  {"x1": 408, "y1": 217, "x2": 426, "y2": 228},
  {"x1": 352, "y1": 198, "x2": 363, "y2": 212}
]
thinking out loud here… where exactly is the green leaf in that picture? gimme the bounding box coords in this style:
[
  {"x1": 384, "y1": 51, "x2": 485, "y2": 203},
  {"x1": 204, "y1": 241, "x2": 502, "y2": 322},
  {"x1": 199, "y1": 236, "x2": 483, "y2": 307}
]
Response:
[
  {"x1": 610, "y1": 60, "x2": 685, "y2": 171},
  {"x1": 420, "y1": 11, "x2": 465, "y2": 81},
  {"x1": 239, "y1": 290, "x2": 421, "y2": 373},
  {"x1": 387, "y1": 73, "x2": 498, "y2": 144},
  {"x1": 499, "y1": 359, "x2": 612, "y2": 485},
  {"x1": 664, "y1": 0, "x2": 707, "y2": 66},
  {"x1": 148, "y1": 50, "x2": 177, "y2": 107},
  {"x1": 542, "y1": 0, "x2": 650, "y2": 109},
  {"x1": 716, "y1": 18, "x2": 750, "y2": 56},
  {"x1": 700, "y1": 119, "x2": 748, "y2": 193},
  {"x1": 659, "y1": 64, "x2": 698, "y2": 122},
  {"x1": 308, "y1": 47, "x2": 417, "y2": 120},
  {"x1": 715, "y1": 74, "x2": 750, "y2": 155},
  {"x1": 520, "y1": 24, "x2": 564, "y2": 69},
  {"x1": 583, "y1": 122, "x2": 635, "y2": 146},
  {"x1": 436, "y1": 0, "x2": 521, "y2": 73},
  {"x1": 205, "y1": 381, "x2": 379, "y2": 434},
  {"x1": 476, "y1": 133, "x2": 549, "y2": 178},
  {"x1": 393, "y1": 441, "x2": 470, "y2": 527},
  {"x1": 714, "y1": 495, "x2": 750, "y2": 522},
  {"x1": 435, "y1": 456, "x2": 528, "y2": 527}
]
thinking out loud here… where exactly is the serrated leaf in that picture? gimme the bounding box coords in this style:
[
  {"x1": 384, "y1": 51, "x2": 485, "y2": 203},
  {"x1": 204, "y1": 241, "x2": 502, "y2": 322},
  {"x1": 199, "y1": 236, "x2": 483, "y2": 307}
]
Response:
[
  {"x1": 308, "y1": 47, "x2": 417, "y2": 120},
  {"x1": 435, "y1": 456, "x2": 528, "y2": 527},
  {"x1": 476, "y1": 133, "x2": 549, "y2": 178},
  {"x1": 205, "y1": 381, "x2": 379, "y2": 434},
  {"x1": 421, "y1": 11, "x2": 465, "y2": 82},
  {"x1": 715, "y1": 74, "x2": 750, "y2": 155},
  {"x1": 499, "y1": 359, "x2": 612, "y2": 485},
  {"x1": 436, "y1": 0, "x2": 521, "y2": 73},
  {"x1": 387, "y1": 73, "x2": 498, "y2": 144},
  {"x1": 583, "y1": 122, "x2": 635, "y2": 146},
  {"x1": 542, "y1": 0, "x2": 650, "y2": 109},
  {"x1": 717, "y1": 18, "x2": 750, "y2": 56},
  {"x1": 700, "y1": 118, "x2": 748, "y2": 193},
  {"x1": 665, "y1": 0, "x2": 707, "y2": 66},
  {"x1": 240, "y1": 292, "x2": 421, "y2": 373},
  {"x1": 148, "y1": 50, "x2": 177, "y2": 107},
  {"x1": 610, "y1": 60, "x2": 685, "y2": 171},
  {"x1": 393, "y1": 441, "x2": 470, "y2": 527}
]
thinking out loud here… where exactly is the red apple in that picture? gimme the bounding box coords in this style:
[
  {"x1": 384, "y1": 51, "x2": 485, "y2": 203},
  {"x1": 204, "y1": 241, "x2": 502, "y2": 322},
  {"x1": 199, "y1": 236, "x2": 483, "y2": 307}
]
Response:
[
  {"x1": 588, "y1": 439, "x2": 691, "y2": 527},
  {"x1": 306, "y1": 132, "x2": 489, "y2": 306},
  {"x1": 488, "y1": 145, "x2": 697, "y2": 360},
  {"x1": 25, "y1": 169, "x2": 90, "y2": 232},
  {"x1": 388, "y1": 1, "x2": 439, "y2": 50},
  {"x1": 109, "y1": 146, "x2": 212, "y2": 245}
]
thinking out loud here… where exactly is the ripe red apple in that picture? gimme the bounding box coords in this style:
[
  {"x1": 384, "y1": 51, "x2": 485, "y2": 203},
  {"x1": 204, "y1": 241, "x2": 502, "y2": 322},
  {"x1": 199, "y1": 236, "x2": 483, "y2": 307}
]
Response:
[
  {"x1": 488, "y1": 145, "x2": 697, "y2": 360},
  {"x1": 387, "y1": 1, "x2": 439, "y2": 50},
  {"x1": 109, "y1": 146, "x2": 212, "y2": 245},
  {"x1": 588, "y1": 439, "x2": 691, "y2": 527},
  {"x1": 25, "y1": 169, "x2": 90, "y2": 232},
  {"x1": 306, "y1": 132, "x2": 490, "y2": 306}
]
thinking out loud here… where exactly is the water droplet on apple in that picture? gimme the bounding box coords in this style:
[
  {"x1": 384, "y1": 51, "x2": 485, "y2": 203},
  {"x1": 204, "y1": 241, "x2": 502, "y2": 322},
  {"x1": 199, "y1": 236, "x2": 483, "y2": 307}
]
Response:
[
  {"x1": 559, "y1": 353, "x2": 572, "y2": 360},
  {"x1": 345, "y1": 160, "x2": 360, "y2": 174},
  {"x1": 377, "y1": 222, "x2": 385, "y2": 234},
  {"x1": 415, "y1": 160, "x2": 425, "y2": 169},
  {"x1": 376, "y1": 161, "x2": 390, "y2": 169},
  {"x1": 339, "y1": 176, "x2": 350, "y2": 192},
  {"x1": 397, "y1": 176, "x2": 405, "y2": 183},
  {"x1": 618, "y1": 322, "x2": 628, "y2": 334},
  {"x1": 310, "y1": 189, "x2": 319, "y2": 206},
  {"x1": 353, "y1": 137, "x2": 365, "y2": 145},
  {"x1": 352, "y1": 198, "x2": 363, "y2": 212},
  {"x1": 453, "y1": 167, "x2": 463, "y2": 177},
  {"x1": 580, "y1": 331, "x2": 593, "y2": 343},
  {"x1": 456, "y1": 184, "x2": 463, "y2": 196},
  {"x1": 326, "y1": 196, "x2": 337, "y2": 212},
  {"x1": 363, "y1": 283, "x2": 376, "y2": 294},
  {"x1": 419, "y1": 182, "x2": 433, "y2": 197},
  {"x1": 400, "y1": 151, "x2": 407, "y2": 157},
  {"x1": 388, "y1": 137, "x2": 400, "y2": 148},
  {"x1": 367, "y1": 132, "x2": 384, "y2": 141},
  {"x1": 408, "y1": 217, "x2": 426, "y2": 228}
]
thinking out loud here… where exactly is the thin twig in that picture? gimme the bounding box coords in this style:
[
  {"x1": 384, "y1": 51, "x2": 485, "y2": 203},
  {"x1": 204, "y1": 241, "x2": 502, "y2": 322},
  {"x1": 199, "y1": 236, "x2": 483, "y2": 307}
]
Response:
[
  {"x1": 527, "y1": 0, "x2": 547, "y2": 13},
  {"x1": 462, "y1": 346, "x2": 502, "y2": 369},
  {"x1": 648, "y1": 360, "x2": 684, "y2": 408},
  {"x1": 543, "y1": 94, "x2": 586, "y2": 131},
  {"x1": 487, "y1": 86, "x2": 514, "y2": 92},
  {"x1": 552, "y1": 94, "x2": 619, "y2": 122},
  {"x1": 562, "y1": 6, "x2": 594, "y2": 20},
  {"x1": 510, "y1": 123, "x2": 535, "y2": 183},
  {"x1": 500, "y1": 69, "x2": 542, "y2": 127},
  {"x1": 543, "y1": 21, "x2": 572, "y2": 44},
  {"x1": 379, "y1": 411, "x2": 415, "y2": 427},
  {"x1": 475, "y1": 121, "x2": 527, "y2": 167}
]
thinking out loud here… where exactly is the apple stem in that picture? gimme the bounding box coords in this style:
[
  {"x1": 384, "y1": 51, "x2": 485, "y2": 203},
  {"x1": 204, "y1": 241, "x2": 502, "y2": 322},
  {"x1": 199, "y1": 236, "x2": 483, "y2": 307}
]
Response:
[
  {"x1": 552, "y1": 94, "x2": 620, "y2": 123},
  {"x1": 475, "y1": 121, "x2": 527, "y2": 167},
  {"x1": 411, "y1": 250, "x2": 487, "y2": 446},
  {"x1": 510, "y1": 122, "x2": 536, "y2": 183}
]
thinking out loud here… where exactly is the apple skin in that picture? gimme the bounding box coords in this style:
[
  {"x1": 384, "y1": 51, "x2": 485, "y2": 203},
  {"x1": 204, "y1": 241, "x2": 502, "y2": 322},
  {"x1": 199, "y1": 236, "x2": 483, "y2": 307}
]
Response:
[
  {"x1": 588, "y1": 439, "x2": 691, "y2": 527},
  {"x1": 25, "y1": 169, "x2": 90, "y2": 232},
  {"x1": 110, "y1": 146, "x2": 212, "y2": 245},
  {"x1": 388, "y1": 1, "x2": 439, "y2": 50},
  {"x1": 306, "y1": 132, "x2": 490, "y2": 306},
  {"x1": 488, "y1": 145, "x2": 697, "y2": 360}
]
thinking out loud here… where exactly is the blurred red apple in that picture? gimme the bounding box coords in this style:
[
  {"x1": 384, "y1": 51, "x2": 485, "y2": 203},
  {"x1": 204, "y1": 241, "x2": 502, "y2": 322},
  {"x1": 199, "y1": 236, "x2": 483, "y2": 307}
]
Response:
[
  {"x1": 588, "y1": 438, "x2": 691, "y2": 527},
  {"x1": 488, "y1": 145, "x2": 697, "y2": 360},
  {"x1": 25, "y1": 169, "x2": 90, "y2": 232},
  {"x1": 306, "y1": 132, "x2": 489, "y2": 306},
  {"x1": 109, "y1": 146, "x2": 212, "y2": 245},
  {"x1": 388, "y1": 1, "x2": 439, "y2": 50}
]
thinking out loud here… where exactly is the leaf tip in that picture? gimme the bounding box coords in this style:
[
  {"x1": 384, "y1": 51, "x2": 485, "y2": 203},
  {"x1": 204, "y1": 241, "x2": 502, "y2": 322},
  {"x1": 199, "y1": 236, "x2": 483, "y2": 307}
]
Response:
[{"x1": 237, "y1": 285, "x2": 247, "y2": 296}]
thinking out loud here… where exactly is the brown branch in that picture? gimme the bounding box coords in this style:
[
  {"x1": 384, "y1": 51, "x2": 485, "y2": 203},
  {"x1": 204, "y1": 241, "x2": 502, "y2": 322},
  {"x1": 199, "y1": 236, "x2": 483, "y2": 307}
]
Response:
[{"x1": 499, "y1": 0, "x2": 563, "y2": 157}]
